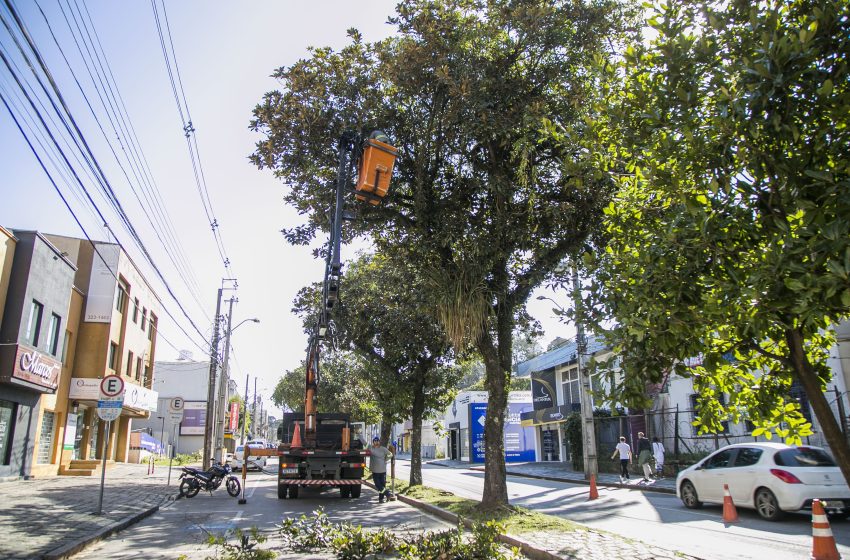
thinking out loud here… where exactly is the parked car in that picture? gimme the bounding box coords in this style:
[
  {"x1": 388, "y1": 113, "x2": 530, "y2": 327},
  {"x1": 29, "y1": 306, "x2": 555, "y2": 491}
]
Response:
[
  {"x1": 676, "y1": 442, "x2": 850, "y2": 521},
  {"x1": 232, "y1": 443, "x2": 268, "y2": 471}
]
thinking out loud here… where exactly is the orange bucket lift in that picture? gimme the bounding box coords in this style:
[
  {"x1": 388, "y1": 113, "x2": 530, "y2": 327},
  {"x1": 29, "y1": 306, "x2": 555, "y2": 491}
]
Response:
[{"x1": 356, "y1": 132, "x2": 397, "y2": 205}]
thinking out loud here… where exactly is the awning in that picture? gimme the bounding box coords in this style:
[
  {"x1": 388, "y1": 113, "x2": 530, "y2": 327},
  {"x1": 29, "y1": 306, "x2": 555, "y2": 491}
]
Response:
[{"x1": 520, "y1": 404, "x2": 579, "y2": 427}]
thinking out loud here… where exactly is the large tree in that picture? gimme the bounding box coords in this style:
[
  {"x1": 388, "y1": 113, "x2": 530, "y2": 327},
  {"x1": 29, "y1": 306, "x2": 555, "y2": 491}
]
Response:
[
  {"x1": 293, "y1": 252, "x2": 461, "y2": 486},
  {"x1": 250, "y1": 0, "x2": 633, "y2": 508},
  {"x1": 584, "y1": 0, "x2": 850, "y2": 485}
]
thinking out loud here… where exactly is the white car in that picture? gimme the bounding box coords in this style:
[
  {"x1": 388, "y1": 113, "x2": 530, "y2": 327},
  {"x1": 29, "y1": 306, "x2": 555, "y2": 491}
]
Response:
[
  {"x1": 676, "y1": 442, "x2": 850, "y2": 521},
  {"x1": 232, "y1": 443, "x2": 267, "y2": 471}
]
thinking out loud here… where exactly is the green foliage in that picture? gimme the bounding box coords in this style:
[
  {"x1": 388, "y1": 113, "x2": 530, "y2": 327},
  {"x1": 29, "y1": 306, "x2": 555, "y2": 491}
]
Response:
[
  {"x1": 271, "y1": 351, "x2": 381, "y2": 424},
  {"x1": 278, "y1": 509, "x2": 520, "y2": 560},
  {"x1": 584, "y1": 0, "x2": 850, "y2": 483},
  {"x1": 155, "y1": 450, "x2": 201, "y2": 466},
  {"x1": 202, "y1": 528, "x2": 275, "y2": 560},
  {"x1": 564, "y1": 412, "x2": 583, "y2": 470}
]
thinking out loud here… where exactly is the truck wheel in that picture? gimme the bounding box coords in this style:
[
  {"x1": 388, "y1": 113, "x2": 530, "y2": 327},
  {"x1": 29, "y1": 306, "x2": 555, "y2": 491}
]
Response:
[
  {"x1": 340, "y1": 486, "x2": 351, "y2": 498},
  {"x1": 350, "y1": 484, "x2": 361, "y2": 498},
  {"x1": 288, "y1": 485, "x2": 299, "y2": 499},
  {"x1": 278, "y1": 485, "x2": 288, "y2": 499}
]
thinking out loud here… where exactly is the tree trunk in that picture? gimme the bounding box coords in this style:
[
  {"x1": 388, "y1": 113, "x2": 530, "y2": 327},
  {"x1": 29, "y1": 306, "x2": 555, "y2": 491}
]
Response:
[
  {"x1": 477, "y1": 303, "x2": 514, "y2": 511},
  {"x1": 380, "y1": 413, "x2": 392, "y2": 447},
  {"x1": 786, "y1": 328, "x2": 850, "y2": 488},
  {"x1": 409, "y1": 371, "x2": 426, "y2": 486}
]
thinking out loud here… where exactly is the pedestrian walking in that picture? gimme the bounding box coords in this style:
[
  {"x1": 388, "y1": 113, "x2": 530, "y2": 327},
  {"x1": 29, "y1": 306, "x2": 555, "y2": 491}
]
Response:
[
  {"x1": 369, "y1": 437, "x2": 393, "y2": 503},
  {"x1": 652, "y1": 437, "x2": 665, "y2": 478},
  {"x1": 611, "y1": 436, "x2": 632, "y2": 482},
  {"x1": 637, "y1": 432, "x2": 654, "y2": 482}
]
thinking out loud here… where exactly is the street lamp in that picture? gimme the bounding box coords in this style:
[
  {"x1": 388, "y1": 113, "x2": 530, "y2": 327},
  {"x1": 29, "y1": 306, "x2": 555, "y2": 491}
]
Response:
[{"x1": 156, "y1": 415, "x2": 165, "y2": 456}]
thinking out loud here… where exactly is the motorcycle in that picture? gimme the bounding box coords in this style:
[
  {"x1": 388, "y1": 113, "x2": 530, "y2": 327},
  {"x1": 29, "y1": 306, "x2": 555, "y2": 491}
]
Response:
[{"x1": 178, "y1": 462, "x2": 241, "y2": 498}]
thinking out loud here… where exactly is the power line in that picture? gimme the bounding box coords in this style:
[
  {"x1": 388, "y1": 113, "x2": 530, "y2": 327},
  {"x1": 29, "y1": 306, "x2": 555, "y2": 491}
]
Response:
[
  {"x1": 0, "y1": 0, "x2": 211, "y2": 348},
  {"x1": 0, "y1": 87, "x2": 200, "y2": 357}
]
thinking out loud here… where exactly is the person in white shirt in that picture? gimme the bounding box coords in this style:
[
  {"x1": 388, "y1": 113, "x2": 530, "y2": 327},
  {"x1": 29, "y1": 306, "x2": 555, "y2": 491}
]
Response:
[
  {"x1": 611, "y1": 436, "x2": 632, "y2": 481},
  {"x1": 652, "y1": 437, "x2": 665, "y2": 478}
]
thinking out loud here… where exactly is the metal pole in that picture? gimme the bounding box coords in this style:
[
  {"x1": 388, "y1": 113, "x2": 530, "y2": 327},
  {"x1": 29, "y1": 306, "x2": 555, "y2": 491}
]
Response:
[
  {"x1": 203, "y1": 288, "x2": 223, "y2": 469},
  {"x1": 238, "y1": 374, "x2": 249, "y2": 505},
  {"x1": 252, "y1": 377, "x2": 257, "y2": 440},
  {"x1": 574, "y1": 265, "x2": 598, "y2": 479},
  {"x1": 216, "y1": 297, "x2": 235, "y2": 463},
  {"x1": 95, "y1": 420, "x2": 110, "y2": 515},
  {"x1": 158, "y1": 416, "x2": 165, "y2": 456}
]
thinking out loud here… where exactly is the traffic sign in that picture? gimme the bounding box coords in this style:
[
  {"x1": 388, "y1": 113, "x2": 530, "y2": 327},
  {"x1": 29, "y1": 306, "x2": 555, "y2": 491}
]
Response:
[
  {"x1": 169, "y1": 397, "x2": 184, "y2": 412},
  {"x1": 97, "y1": 375, "x2": 125, "y2": 421},
  {"x1": 99, "y1": 375, "x2": 125, "y2": 398}
]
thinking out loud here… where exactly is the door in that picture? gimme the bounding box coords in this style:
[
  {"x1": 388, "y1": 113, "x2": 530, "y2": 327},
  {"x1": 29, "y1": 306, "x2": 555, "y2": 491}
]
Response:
[
  {"x1": 541, "y1": 428, "x2": 560, "y2": 462},
  {"x1": 696, "y1": 448, "x2": 736, "y2": 503},
  {"x1": 729, "y1": 447, "x2": 764, "y2": 505},
  {"x1": 449, "y1": 430, "x2": 458, "y2": 460}
]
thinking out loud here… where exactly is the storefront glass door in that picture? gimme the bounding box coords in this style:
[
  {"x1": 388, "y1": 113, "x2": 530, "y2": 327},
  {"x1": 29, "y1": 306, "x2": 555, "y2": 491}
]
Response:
[{"x1": 541, "y1": 428, "x2": 560, "y2": 461}]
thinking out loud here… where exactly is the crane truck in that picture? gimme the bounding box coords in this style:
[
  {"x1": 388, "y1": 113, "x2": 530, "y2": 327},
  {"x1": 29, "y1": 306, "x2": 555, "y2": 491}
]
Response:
[{"x1": 275, "y1": 130, "x2": 397, "y2": 500}]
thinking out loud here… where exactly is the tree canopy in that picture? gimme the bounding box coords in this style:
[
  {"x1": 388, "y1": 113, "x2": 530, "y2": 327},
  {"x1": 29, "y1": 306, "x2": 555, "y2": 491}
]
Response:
[
  {"x1": 251, "y1": 0, "x2": 634, "y2": 508},
  {"x1": 583, "y1": 0, "x2": 850, "y2": 485}
]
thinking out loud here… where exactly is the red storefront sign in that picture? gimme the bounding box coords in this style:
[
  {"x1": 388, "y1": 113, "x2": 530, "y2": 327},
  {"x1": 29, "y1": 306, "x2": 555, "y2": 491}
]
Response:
[
  {"x1": 11, "y1": 345, "x2": 61, "y2": 391},
  {"x1": 228, "y1": 402, "x2": 239, "y2": 433}
]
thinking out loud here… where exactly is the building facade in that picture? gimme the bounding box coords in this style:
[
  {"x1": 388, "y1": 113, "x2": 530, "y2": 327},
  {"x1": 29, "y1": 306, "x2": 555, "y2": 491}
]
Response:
[
  {"x1": 0, "y1": 231, "x2": 77, "y2": 479},
  {"x1": 46, "y1": 235, "x2": 160, "y2": 468}
]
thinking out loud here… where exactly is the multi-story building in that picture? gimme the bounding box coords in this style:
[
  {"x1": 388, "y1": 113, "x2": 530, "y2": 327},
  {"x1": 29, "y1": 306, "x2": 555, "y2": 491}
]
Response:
[
  {"x1": 0, "y1": 231, "x2": 77, "y2": 479},
  {"x1": 46, "y1": 235, "x2": 160, "y2": 469}
]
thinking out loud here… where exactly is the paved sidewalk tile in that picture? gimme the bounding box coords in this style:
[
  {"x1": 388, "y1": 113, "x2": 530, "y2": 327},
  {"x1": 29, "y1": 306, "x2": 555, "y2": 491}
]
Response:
[
  {"x1": 429, "y1": 459, "x2": 677, "y2": 494},
  {"x1": 0, "y1": 463, "x2": 178, "y2": 559}
]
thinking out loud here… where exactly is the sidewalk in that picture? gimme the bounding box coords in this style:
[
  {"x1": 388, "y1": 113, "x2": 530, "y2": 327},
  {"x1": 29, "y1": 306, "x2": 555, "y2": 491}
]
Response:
[
  {"x1": 0, "y1": 462, "x2": 179, "y2": 559},
  {"x1": 429, "y1": 459, "x2": 677, "y2": 494}
]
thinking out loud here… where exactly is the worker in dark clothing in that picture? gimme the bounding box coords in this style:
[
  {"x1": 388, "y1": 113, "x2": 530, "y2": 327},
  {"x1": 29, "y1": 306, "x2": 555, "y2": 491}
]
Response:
[
  {"x1": 369, "y1": 437, "x2": 393, "y2": 503},
  {"x1": 636, "y1": 432, "x2": 654, "y2": 482}
]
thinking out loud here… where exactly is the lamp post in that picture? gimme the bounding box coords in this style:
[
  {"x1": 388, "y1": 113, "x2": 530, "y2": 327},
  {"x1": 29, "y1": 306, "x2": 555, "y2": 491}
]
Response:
[
  {"x1": 215, "y1": 314, "x2": 259, "y2": 463},
  {"x1": 157, "y1": 415, "x2": 165, "y2": 456}
]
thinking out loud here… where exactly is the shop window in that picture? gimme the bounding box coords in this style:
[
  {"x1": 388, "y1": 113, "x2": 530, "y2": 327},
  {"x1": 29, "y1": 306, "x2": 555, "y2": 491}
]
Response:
[
  {"x1": 46, "y1": 314, "x2": 61, "y2": 356},
  {"x1": 0, "y1": 400, "x2": 15, "y2": 465},
  {"x1": 26, "y1": 300, "x2": 44, "y2": 346},
  {"x1": 37, "y1": 411, "x2": 55, "y2": 464}
]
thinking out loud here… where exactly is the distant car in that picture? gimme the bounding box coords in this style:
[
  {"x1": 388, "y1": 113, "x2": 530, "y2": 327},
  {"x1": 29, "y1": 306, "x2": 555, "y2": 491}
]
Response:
[
  {"x1": 232, "y1": 443, "x2": 267, "y2": 471},
  {"x1": 676, "y1": 442, "x2": 850, "y2": 521}
]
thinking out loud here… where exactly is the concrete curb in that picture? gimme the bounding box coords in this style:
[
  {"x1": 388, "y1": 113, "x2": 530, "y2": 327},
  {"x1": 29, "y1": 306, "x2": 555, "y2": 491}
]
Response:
[
  {"x1": 364, "y1": 481, "x2": 563, "y2": 560},
  {"x1": 427, "y1": 462, "x2": 676, "y2": 496},
  {"x1": 41, "y1": 504, "x2": 161, "y2": 560}
]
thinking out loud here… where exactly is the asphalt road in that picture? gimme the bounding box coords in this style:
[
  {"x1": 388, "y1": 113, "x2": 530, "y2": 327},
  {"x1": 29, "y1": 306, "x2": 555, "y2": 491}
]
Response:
[
  {"x1": 392, "y1": 459, "x2": 850, "y2": 560},
  {"x1": 74, "y1": 464, "x2": 449, "y2": 560}
]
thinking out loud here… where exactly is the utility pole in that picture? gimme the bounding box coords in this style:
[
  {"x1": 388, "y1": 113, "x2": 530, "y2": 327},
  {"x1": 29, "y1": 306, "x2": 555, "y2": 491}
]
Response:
[
  {"x1": 202, "y1": 288, "x2": 223, "y2": 469},
  {"x1": 575, "y1": 265, "x2": 598, "y2": 479},
  {"x1": 215, "y1": 297, "x2": 235, "y2": 463},
  {"x1": 251, "y1": 377, "x2": 257, "y2": 440}
]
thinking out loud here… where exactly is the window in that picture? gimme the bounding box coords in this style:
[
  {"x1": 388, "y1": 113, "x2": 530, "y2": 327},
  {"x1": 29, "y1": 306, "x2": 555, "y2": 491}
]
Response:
[
  {"x1": 108, "y1": 342, "x2": 118, "y2": 370},
  {"x1": 36, "y1": 411, "x2": 55, "y2": 464},
  {"x1": 115, "y1": 284, "x2": 127, "y2": 313},
  {"x1": 703, "y1": 450, "x2": 733, "y2": 469},
  {"x1": 132, "y1": 298, "x2": 139, "y2": 323},
  {"x1": 143, "y1": 364, "x2": 151, "y2": 387},
  {"x1": 148, "y1": 315, "x2": 156, "y2": 341},
  {"x1": 141, "y1": 308, "x2": 147, "y2": 331},
  {"x1": 136, "y1": 357, "x2": 142, "y2": 381},
  {"x1": 734, "y1": 447, "x2": 763, "y2": 467},
  {"x1": 61, "y1": 331, "x2": 71, "y2": 364},
  {"x1": 26, "y1": 300, "x2": 44, "y2": 346},
  {"x1": 127, "y1": 351, "x2": 134, "y2": 376},
  {"x1": 46, "y1": 314, "x2": 61, "y2": 356},
  {"x1": 561, "y1": 367, "x2": 580, "y2": 407},
  {"x1": 774, "y1": 447, "x2": 836, "y2": 467},
  {"x1": 0, "y1": 400, "x2": 15, "y2": 465}
]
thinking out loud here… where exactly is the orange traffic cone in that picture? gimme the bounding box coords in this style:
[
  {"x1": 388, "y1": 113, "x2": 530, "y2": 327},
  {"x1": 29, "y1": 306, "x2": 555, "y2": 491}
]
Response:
[
  {"x1": 722, "y1": 484, "x2": 739, "y2": 523},
  {"x1": 588, "y1": 474, "x2": 599, "y2": 501},
  {"x1": 811, "y1": 499, "x2": 841, "y2": 560},
  {"x1": 290, "y1": 423, "x2": 302, "y2": 449}
]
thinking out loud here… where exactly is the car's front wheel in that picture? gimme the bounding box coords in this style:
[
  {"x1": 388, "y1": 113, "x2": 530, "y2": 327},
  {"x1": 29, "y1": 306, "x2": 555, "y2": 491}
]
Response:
[
  {"x1": 680, "y1": 480, "x2": 703, "y2": 509},
  {"x1": 755, "y1": 488, "x2": 784, "y2": 521}
]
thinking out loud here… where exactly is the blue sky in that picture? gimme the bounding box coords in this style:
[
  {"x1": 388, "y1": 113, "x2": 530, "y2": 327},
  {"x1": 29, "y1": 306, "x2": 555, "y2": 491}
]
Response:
[{"x1": 0, "y1": 0, "x2": 572, "y2": 416}]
